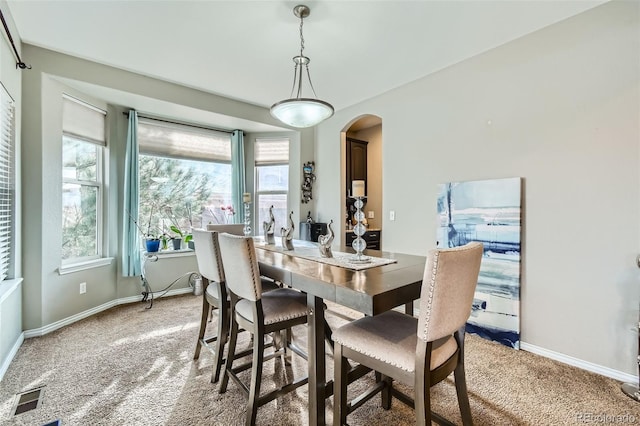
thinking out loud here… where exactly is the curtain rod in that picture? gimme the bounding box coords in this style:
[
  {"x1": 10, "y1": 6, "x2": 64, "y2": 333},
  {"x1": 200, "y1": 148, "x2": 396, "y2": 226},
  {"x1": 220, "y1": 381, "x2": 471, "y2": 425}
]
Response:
[
  {"x1": 0, "y1": 9, "x2": 30, "y2": 70},
  {"x1": 122, "y1": 111, "x2": 243, "y2": 135}
]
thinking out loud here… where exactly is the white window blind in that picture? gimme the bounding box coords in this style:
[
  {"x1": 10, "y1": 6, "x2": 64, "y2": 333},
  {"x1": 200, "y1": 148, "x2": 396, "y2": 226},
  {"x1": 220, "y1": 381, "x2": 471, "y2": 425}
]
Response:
[
  {"x1": 62, "y1": 94, "x2": 106, "y2": 145},
  {"x1": 0, "y1": 84, "x2": 14, "y2": 281},
  {"x1": 138, "y1": 118, "x2": 231, "y2": 162},
  {"x1": 255, "y1": 138, "x2": 289, "y2": 165}
]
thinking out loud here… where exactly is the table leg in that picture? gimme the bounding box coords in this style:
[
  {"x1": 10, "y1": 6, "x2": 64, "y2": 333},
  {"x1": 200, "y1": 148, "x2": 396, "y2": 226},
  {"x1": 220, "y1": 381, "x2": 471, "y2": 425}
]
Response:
[{"x1": 307, "y1": 293, "x2": 326, "y2": 425}]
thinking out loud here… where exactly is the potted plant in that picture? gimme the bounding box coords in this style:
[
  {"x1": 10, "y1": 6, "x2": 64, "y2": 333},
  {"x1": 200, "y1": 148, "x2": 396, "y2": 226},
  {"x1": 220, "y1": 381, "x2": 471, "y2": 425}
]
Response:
[
  {"x1": 169, "y1": 225, "x2": 193, "y2": 250},
  {"x1": 144, "y1": 232, "x2": 161, "y2": 252},
  {"x1": 165, "y1": 204, "x2": 194, "y2": 251},
  {"x1": 127, "y1": 207, "x2": 162, "y2": 253},
  {"x1": 160, "y1": 233, "x2": 170, "y2": 251},
  {"x1": 145, "y1": 238, "x2": 160, "y2": 253}
]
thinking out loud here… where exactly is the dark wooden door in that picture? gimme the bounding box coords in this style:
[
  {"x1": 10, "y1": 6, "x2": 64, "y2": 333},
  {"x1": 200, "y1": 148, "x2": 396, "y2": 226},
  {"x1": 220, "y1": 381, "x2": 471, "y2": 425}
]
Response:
[{"x1": 346, "y1": 138, "x2": 368, "y2": 196}]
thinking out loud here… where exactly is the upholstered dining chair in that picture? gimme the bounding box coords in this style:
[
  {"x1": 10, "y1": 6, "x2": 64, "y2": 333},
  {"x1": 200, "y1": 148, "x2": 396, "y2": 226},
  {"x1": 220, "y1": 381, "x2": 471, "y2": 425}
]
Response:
[
  {"x1": 217, "y1": 233, "x2": 310, "y2": 426},
  {"x1": 332, "y1": 241, "x2": 483, "y2": 426},
  {"x1": 192, "y1": 226, "x2": 279, "y2": 383}
]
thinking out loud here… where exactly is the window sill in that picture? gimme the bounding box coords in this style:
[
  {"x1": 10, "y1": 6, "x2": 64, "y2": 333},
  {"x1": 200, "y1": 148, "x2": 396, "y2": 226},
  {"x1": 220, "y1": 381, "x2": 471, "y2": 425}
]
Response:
[
  {"x1": 142, "y1": 249, "x2": 195, "y2": 259},
  {"x1": 0, "y1": 277, "x2": 23, "y2": 304},
  {"x1": 58, "y1": 257, "x2": 114, "y2": 275}
]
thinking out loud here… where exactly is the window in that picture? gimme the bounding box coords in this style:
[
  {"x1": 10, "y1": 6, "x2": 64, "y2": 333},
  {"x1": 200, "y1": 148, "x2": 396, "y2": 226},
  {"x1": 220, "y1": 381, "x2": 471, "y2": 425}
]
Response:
[
  {"x1": 61, "y1": 95, "x2": 106, "y2": 262},
  {"x1": 0, "y1": 84, "x2": 14, "y2": 280},
  {"x1": 255, "y1": 138, "x2": 289, "y2": 233},
  {"x1": 137, "y1": 118, "x2": 233, "y2": 238}
]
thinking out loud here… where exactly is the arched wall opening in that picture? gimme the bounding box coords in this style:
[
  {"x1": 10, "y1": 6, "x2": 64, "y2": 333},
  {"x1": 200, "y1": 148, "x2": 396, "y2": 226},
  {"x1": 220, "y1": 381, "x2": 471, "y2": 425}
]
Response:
[{"x1": 340, "y1": 114, "x2": 383, "y2": 248}]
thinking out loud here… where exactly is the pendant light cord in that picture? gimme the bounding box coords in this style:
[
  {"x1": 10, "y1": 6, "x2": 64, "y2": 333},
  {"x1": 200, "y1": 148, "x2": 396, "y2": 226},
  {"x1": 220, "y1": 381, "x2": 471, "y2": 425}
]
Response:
[
  {"x1": 289, "y1": 10, "x2": 319, "y2": 99},
  {"x1": 299, "y1": 13, "x2": 305, "y2": 57}
]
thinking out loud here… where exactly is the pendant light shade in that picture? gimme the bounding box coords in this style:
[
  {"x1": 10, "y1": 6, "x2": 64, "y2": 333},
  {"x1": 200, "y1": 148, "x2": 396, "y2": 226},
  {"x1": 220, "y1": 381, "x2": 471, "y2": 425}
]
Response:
[
  {"x1": 270, "y1": 5, "x2": 334, "y2": 128},
  {"x1": 271, "y1": 98, "x2": 334, "y2": 128}
]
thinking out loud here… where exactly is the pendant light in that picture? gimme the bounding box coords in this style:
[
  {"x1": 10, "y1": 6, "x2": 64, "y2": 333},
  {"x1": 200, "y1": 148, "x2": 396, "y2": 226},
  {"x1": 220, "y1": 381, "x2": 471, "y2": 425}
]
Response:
[{"x1": 270, "y1": 4, "x2": 334, "y2": 128}]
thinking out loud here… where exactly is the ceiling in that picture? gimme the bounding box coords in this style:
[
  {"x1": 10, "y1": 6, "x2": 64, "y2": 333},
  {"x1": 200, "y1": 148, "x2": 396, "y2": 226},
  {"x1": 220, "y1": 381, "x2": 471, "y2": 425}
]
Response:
[{"x1": 6, "y1": 0, "x2": 606, "y2": 131}]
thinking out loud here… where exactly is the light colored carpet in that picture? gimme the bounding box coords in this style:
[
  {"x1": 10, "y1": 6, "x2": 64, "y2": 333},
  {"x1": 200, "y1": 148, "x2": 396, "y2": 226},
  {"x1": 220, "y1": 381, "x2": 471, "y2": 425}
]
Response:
[{"x1": 0, "y1": 294, "x2": 637, "y2": 425}]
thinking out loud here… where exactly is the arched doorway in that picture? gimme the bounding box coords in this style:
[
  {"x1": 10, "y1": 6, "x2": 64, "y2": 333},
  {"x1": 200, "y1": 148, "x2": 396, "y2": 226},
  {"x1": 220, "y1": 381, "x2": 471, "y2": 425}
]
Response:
[{"x1": 341, "y1": 114, "x2": 383, "y2": 248}]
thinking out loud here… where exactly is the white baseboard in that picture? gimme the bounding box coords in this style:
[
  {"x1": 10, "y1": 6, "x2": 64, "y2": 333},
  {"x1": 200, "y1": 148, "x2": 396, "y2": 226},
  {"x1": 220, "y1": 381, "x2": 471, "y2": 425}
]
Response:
[
  {"x1": 0, "y1": 331, "x2": 23, "y2": 381},
  {"x1": 520, "y1": 341, "x2": 638, "y2": 384},
  {"x1": 23, "y1": 287, "x2": 194, "y2": 338}
]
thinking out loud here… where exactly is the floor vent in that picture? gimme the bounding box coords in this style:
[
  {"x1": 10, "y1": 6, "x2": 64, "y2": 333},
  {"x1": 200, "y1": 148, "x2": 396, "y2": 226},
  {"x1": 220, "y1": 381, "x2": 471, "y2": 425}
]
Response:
[{"x1": 13, "y1": 386, "x2": 44, "y2": 416}]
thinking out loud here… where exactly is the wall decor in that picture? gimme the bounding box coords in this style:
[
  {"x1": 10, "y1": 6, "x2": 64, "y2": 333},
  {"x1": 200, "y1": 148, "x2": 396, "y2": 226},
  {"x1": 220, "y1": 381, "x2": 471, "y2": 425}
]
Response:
[
  {"x1": 301, "y1": 161, "x2": 315, "y2": 204},
  {"x1": 436, "y1": 177, "x2": 522, "y2": 349}
]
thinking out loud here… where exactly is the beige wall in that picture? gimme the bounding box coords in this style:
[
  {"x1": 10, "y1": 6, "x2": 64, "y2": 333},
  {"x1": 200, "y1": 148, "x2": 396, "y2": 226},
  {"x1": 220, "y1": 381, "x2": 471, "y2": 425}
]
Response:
[{"x1": 315, "y1": 1, "x2": 640, "y2": 378}]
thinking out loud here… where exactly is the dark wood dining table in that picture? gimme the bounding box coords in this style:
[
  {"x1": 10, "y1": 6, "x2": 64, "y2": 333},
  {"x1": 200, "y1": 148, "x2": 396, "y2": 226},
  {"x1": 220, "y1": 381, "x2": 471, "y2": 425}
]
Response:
[{"x1": 254, "y1": 240, "x2": 426, "y2": 425}]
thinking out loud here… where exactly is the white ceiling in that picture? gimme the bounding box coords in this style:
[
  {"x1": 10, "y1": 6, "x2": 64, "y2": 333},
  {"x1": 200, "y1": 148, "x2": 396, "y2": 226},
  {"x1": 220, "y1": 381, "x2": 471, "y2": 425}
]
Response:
[{"x1": 6, "y1": 0, "x2": 606, "y2": 131}]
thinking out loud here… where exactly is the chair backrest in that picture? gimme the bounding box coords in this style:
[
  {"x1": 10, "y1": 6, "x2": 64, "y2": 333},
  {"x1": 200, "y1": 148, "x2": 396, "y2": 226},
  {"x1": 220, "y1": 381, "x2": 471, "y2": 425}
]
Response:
[
  {"x1": 217, "y1": 233, "x2": 263, "y2": 302},
  {"x1": 192, "y1": 226, "x2": 244, "y2": 283},
  {"x1": 417, "y1": 242, "x2": 483, "y2": 343},
  {"x1": 192, "y1": 229, "x2": 225, "y2": 283},
  {"x1": 206, "y1": 224, "x2": 245, "y2": 234}
]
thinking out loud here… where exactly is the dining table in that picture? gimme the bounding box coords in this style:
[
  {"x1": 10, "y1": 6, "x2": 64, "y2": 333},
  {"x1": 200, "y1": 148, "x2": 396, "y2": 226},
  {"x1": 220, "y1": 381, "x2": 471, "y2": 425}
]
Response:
[{"x1": 253, "y1": 238, "x2": 426, "y2": 426}]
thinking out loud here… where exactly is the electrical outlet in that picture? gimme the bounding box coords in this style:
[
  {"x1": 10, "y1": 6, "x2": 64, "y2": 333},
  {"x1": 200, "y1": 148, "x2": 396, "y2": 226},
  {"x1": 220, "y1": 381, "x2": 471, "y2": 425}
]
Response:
[
  {"x1": 390, "y1": 210, "x2": 396, "y2": 221},
  {"x1": 79, "y1": 282, "x2": 86, "y2": 294},
  {"x1": 367, "y1": 211, "x2": 374, "y2": 219}
]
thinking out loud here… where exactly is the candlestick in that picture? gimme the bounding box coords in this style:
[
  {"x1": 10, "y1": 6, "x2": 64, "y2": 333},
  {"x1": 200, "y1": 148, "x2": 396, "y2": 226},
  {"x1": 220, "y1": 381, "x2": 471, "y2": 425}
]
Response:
[
  {"x1": 349, "y1": 196, "x2": 370, "y2": 263},
  {"x1": 243, "y1": 200, "x2": 252, "y2": 236},
  {"x1": 352, "y1": 180, "x2": 365, "y2": 198}
]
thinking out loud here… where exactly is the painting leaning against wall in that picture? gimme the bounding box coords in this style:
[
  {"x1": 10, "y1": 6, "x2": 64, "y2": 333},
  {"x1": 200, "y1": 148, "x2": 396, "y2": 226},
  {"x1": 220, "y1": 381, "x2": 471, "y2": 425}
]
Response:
[{"x1": 436, "y1": 177, "x2": 522, "y2": 349}]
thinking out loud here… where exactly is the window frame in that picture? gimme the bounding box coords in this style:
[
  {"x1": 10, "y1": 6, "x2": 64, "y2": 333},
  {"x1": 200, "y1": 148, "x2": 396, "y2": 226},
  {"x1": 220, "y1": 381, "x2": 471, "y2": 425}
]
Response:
[
  {"x1": 0, "y1": 83, "x2": 15, "y2": 281},
  {"x1": 60, "y1": 94, "x2": 107, "y2": 266},
  {"x1": 61, "y1": 134, "x2": 105, "y2": 264},
  {"x1": 136, "y1": 117, "x2": 234, "y2": 236},
  {"x1": 254, "y1": 138, "x2": 290, "y2": 234}
]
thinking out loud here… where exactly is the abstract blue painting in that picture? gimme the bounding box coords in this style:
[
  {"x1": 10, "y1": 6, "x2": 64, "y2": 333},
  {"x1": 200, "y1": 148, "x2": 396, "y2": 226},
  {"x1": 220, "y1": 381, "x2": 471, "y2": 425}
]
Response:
[{"x1": 436, "y1": 177, "x2": 522, "y2": 349}]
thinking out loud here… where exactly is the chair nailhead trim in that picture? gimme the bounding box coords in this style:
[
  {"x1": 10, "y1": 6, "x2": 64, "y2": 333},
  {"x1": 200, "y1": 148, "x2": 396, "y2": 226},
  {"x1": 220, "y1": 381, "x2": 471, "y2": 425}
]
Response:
[
  {"x1": 244, "y1": 238, "x2": 260, "y2": 301},
  {"x1": 422, "y1": 251, "x2": 439, "y2": 341},
  {"x1": 213, "y1": 234, "x2": 225, "y2": 283},
  {"x1": 335, "y1": 336, "x2": 414, "y2": 372}
]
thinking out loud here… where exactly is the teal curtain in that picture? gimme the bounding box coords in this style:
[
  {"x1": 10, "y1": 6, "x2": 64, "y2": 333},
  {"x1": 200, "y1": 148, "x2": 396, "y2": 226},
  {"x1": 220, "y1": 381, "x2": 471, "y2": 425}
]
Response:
[
  {"x1": 122, "y1": 110, "x2": 141, "y2": 276},
  {"x1": 231, "y1": 130, "x2": 245, "y2": 224}
]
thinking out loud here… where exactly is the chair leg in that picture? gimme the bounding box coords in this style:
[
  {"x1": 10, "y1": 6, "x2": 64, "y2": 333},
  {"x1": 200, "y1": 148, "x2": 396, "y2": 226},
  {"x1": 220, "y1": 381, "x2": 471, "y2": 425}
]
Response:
[
  {"x1": 211, "y1": 302, "x2": 229, "y2": 383},
  {"x1": 324, "y1": 319, "x2": 334, "y2": 353},
  {"x1": 194, "y1": 297, "x2": 210, "y2": 359},
  {"x1": 219, "y1": 313, "x2": 239, "y2": 394},
  {"x1": 454, "y1": 362, "x2": 473, "y2": 426},
  {"x1": 283, "y1": 327, "x2": 292, "y2": 366},
  {"x1": 246, "y1": 330, "x2": 265, "y2": 426},
  {"x1": 381, "y1": 374, "x2": 393, "y2": 410},
  {"x1": 415, "y1": 374, "x2": 431, "y2": 426},
  {"x1": 333, "y1": 343, "x2": 349, "y2": 426}
]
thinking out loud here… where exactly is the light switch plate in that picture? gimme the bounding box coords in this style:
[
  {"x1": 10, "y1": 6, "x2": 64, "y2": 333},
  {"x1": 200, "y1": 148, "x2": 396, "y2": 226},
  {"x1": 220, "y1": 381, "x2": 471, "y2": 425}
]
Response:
[
  {"x1": 367, "y1": 211, "x2": 374, "y2": 219},
  {"x1": 390, "y1": 210, "x2": 396, "y2": 221}
]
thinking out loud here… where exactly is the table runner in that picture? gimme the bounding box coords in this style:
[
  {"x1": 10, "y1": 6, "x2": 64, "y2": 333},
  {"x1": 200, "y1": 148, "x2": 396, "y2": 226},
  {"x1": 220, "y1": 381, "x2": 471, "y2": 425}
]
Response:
[{"x1": 254, "y1": 238, "x2": 397, "y2": 271}]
